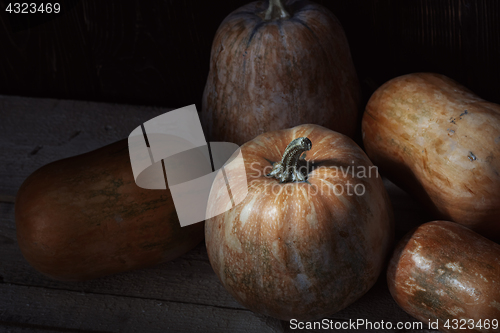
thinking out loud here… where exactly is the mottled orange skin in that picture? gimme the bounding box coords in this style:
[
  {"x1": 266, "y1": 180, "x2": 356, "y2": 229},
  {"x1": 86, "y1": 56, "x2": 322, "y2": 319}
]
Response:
[
  {"x1": 362, "y1": 73, "x2": 500, "y2": 241},
  {"x1": 15, "y1": 139, "x2": 204, "y2": 281},
  {"x1": 388, "y1": 221, "x2": 500, "y2": 333},
  {"x1": 205, "y1": 124, "x2": 394, "y2": 320},
  {"x1": 201, "y1": 0, "x2": 361, "y2": 145}
]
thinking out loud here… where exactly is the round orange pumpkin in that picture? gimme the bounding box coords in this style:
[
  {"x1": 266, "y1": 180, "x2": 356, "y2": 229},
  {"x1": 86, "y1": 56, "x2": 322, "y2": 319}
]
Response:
[
  {"x1": 205, "y1": 124, "x2": 394, "y2": 320},
  {"x1": 201, "y1": 0, "x2": 361, "y2": 145}
]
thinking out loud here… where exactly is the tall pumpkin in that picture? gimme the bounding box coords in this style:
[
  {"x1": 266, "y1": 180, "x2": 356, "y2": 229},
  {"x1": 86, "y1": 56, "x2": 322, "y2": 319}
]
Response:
[{"x1": 201, "y1": 0, "x2": 361, "y2": 145}]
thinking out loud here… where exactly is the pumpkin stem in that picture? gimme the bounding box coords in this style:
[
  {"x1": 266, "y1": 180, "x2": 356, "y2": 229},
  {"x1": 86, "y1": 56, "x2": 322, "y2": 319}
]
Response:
[
  {"x1": 264, "y1": 0, "x2": 290, "y2": 21},
  {"x1": 266, "y1": 137, "x2": 312, "y2": 183}
]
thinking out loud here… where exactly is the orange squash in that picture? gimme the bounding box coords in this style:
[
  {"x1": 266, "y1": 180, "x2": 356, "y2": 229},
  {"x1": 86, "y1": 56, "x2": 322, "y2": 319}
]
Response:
[
  {"x1": 205, "y1": 124, "x2": 393, "y2": 320},
  {"x1": 15, "y1": 139, "x2": 204, "y2": 281},
  {"x1": 362, "y1": 73, "x2": 500, "y2": 241},
  {"x1": 388, "y1": 221, "x2": 500, "y2": 333},
  {"x1": 201, "y1": 0, "x2": 361, "y2": 145}
]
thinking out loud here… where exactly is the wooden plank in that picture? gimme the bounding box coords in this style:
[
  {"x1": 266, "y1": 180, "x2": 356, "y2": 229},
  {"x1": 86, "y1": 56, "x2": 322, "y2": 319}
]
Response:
[
  {"x1": 0, "y1": 202, "x2": 240, "y2": 309},
  {"x1": 0, "y1": 323, "x2": 76, "y2": 333},
  {"x1": 0, "y1": 321, "x2": 439, "y2": 333},
  {"x1": 1, "y1": 0, "x2": 500, "y2": 109},
  {"x1": 0, "y1": 95, "x2": 173, "y2": 198},
  {"x1": 0, "y1": 283, "x2": 280, "y2": 333},
  {"x1": 321, "y1": 276, "x2": 431, "y2": 333}
]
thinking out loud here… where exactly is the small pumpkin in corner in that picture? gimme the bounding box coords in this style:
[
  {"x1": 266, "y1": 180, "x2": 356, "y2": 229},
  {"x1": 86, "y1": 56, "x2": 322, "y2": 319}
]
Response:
[
  {"x1": 205, "y1": 124, "x2": 394, "y2": 320},
  {"x1": 202, "y1": 0, "x2": 361, "y2": 145},
  {"x1": 388, "y1": 221, "x2": 500, "y2": 333}
]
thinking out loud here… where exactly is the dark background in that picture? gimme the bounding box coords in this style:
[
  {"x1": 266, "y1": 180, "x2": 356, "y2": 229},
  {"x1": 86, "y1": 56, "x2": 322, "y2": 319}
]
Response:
[{"x1": 0, "y1": 0, "x2": 499, "y2": 111}]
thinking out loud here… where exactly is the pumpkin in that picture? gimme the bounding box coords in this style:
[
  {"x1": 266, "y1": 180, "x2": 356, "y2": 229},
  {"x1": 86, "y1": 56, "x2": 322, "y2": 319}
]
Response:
[
  {"x1": 205, "y1": 124, "x2": 394, "y2": 320},
  {"x1": 15, "y1": 139, "x2": 204, "y2": 281},
  {"x1": 362, "y1": 73, "x2": 500, "y2": 241},
  {"x1": 201, "y1": 0, "x2": 361, "y2": 145},
  {"x1": 388, "y1": 221, "x2": 500, "y2": 333}
]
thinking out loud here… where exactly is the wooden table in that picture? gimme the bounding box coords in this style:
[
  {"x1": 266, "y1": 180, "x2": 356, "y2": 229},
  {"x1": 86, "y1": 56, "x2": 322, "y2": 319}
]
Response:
[{"x1": 0, "y1": 95, "x2": 439, "y2": 332}]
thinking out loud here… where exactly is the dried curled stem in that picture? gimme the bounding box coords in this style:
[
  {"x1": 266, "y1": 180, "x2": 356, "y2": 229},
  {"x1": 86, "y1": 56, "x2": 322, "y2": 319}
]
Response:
[{"x1": 267, "y1": 137, "x2": 312, "y2": 183}]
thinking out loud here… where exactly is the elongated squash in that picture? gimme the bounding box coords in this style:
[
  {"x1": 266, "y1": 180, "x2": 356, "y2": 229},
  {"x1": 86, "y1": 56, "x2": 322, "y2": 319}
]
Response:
[
  {"x1": 15, "y1": 139, "x2": 204, "y2": 281},
  {"x1": 362, "y1": 73, "x2": 500, "y2": 241}
]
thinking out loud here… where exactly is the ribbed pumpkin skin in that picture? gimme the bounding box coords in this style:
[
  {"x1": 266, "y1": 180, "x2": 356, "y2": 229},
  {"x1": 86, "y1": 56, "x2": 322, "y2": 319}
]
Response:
[
  {"x1": 362, "y1": 73, "x2": 500, "y2": 241},
  {"x1": 388, "y1": 221, "x2": 500, "y2": 333},
  {"x1": 201, "y1": 0, "x2": 360, "y2": 145},
  {"x1": 205, "y1": 124, "x2": 393, "y2": 320},
  {"x1": 15, "y1": 139, "x2": 204, "y2": 281}
]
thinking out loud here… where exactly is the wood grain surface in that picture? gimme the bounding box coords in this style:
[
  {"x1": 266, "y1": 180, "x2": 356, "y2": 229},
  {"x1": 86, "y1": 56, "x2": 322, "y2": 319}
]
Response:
[{"x1": 0, "y1": 95, "x2": 444, "y2": 332}]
